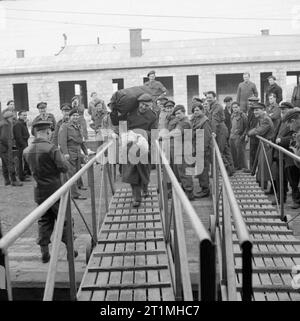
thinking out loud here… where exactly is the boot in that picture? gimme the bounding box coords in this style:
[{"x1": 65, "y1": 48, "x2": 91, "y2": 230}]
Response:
[
  {"x1": 186, "y1": 190, "x2": 195, "y2": 201},
  {"x1": 11, "y1": 180, "x2": 23, "y2": 186},
  {"x1": 40, "y1": 245, "x2": 50, "y2": 263},
  {"x1": 4, "y1": 179, "x2": 11, "y2": 186},
  {"x1": 292, "y1": 190, "x2": 300, "y2": 203},
  {"x1": 196, "y1": 189, "x2": 210, "y2": 198}
]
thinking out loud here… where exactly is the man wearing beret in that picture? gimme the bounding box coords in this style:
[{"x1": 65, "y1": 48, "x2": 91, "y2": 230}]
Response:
[
  {"x1": 248, "y1": 102, "x2": 274, "y2": 189},
  {"x1": 51, "y1": 103, "x2": 72, "y2": 146},
  {"x1": 265, "y1": 75, "x2": 283, "y2": 106},
  {"x1": 270, "y1": 102, "x2": 300, "y2": 206},
  {"x1": 144, "y1": 71, "x2": 168, "y2": 109},
  {"x1": 158, "y1": 100, "x2": 175, "y2": 130},
  {"x1": 206, "y1": 91, "x2": 235, "y2": 176},
  {"x1": 71, "y1": 95, "x2": 88, "y2": 141},
  {"x1": 58, "y1": 109, "x2": 88, "y2": 200},
  {"x1": 236, "y1": 72, "x2": 258, "y2": 113},
  {"x1": 223, "y1": 96, "x2": 233, "y2": 134},
  {"x1": 0, "y1": 109, "x2": 22, "y2": 186},
  {"x1": 23, "y1": 120, "x2": 74, "y2": 263},
  {"x1": 266, "y1": 93, "x2": 281, "y2": 130},
  {"x1": 121, "y1": 93, "x2": 157, "y2": 207},
  {"x1": 31, "y1": 102, "x2": 56, "y2": 137}
]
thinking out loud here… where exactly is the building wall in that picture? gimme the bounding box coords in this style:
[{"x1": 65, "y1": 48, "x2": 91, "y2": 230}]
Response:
[{"x1": 1, "y1": 60, "x2": 300, "y2": 122}]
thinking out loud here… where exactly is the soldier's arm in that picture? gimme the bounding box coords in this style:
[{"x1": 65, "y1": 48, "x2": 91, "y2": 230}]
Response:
[
  {"x1": 249, "y1": 119, "x2": 272, "y2": 137},
  {"x1": 278, "y1": 87, "x2": 283, "y2": 103},
  {"x1": 268, "y1": 107, "x2": 281, "y2": 121},
  {"x1": 253, "y1": 83, "x2": 258, "y2": 97},
  {"x1": 50, "y1": 146, "x2": 69, "y2": 173},
  {"x1": 51, "y1": 114, "x2": 57, "y2": 131},
  {"x1": 158, "y1": 81, "x2": 168, "y2": 95},
  {"x1": 210, "y1": 107, "x2": 223, "y2": 133},
  {"x1": 13, "y1": 123, "x2": 25, "y2": 148},
  {"x1": 58, "y1": 124, "x2": 69, "y2": 156},
  {"x1": 236, "y1": 84, "x2": 241, "y2": 103}
]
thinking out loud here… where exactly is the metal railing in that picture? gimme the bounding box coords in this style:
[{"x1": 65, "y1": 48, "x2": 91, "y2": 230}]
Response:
[
  {"x1": 155, "y1": 140, "x2": 216, "y2": 301},
  {"x1": 256, "y1": 135, "x2": 300, "y2": 222},
  {"x1": 0, "y1": 139, "x2": 116, "y2": 301},
  {"x1": 211, "y1": 135, "x2": 252, "y2": 301}
]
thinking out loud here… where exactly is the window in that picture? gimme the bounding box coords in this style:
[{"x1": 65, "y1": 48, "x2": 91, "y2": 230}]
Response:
[
  {"x1": 58, "y1": 81, "x2": 88, "y2": 108},
  {"x1": 187, "y1": 75, "x2": 199, "y2": 113},
  {"x1": 143, "y1": 76, "x2": 174, "y2": 98},
  {"x1": 287, "y1": 71, "x2": 300, "y2": 101},
  {"x1": 112, "y1": 78, "x2": 124, "y2": 92},
  {"x1": 216, "y1": 73, "x2": 243, "y2": 103},
  {"x1": 13, "y1": 83, "x2": 29, "y2": 111}
]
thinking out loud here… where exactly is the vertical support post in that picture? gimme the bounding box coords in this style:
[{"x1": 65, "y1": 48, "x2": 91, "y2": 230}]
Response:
[
  {"x1": 65, "y1": 193, "x2": 77, "y2": 301},
  {"x1": 88, "y1": 165, "x2": 98, "y2": 247},
  {"x1": 106, "y1": 164, "x2": 115, "y2": 195},
  {"x1": 279, "y1": 151, "x2": 285, "y2": 221},
  {"x1": 162, "y1": 165, "x2": 170, "y2": 242},
  {"x1": 260, "y1": 142, "x2": 265, "y2": 189},
  {"x1": 103, "y1": 163, "x2": 109, "y2": 214},
  {"x1": 173, "y1": 221, "x2": 182, "y2": 300},
  {"x1": 241, "y1": 242, "x2": 253, "y2": 301}
]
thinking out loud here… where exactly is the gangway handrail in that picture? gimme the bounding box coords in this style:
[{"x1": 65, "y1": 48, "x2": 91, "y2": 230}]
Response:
[
  {"x1": 0, "y1": 139, "x2": 115, "y2": 301},
  {"x1": 156, "y1": 140, "x2": 216, "y2": 301},
  {"x1": 256, "y1": 135, "x2": 300, "y2": 221},
  {"x1": 211, "y1": 135, "x2": 252, "y2": 301}
]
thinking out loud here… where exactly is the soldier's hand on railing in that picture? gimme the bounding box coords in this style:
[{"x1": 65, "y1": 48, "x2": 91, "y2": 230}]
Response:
[
  {"x1": 211, "y1": 132, "x2": 216, "y2": 138},
  {"x1": 64, "y1": 154, "x2": 70, "y2": 161},
  {"x1": 275, "y1": 138, "x2": 281, "y2": 144},
  {"x1": 244, "y1": 135, "x2": 249, "y2": 143}
]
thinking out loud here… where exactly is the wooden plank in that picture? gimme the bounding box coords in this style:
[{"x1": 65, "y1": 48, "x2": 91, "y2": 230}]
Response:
[
  {"x1": 134, "y1": 233, "x2": 147, "y2": 301},
  {"x1": 119, "y1": 253, "x2": 134, "y2": 301}
]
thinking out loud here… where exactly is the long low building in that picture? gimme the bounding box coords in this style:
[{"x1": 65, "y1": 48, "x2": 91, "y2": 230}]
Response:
[{"x1": 0, "y1": 29, "x2": 300, "y2": 120}]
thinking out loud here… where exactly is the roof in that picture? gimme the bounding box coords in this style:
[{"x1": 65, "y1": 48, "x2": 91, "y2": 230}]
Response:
[{"x1": 0, "y1": 34, "x2": 300, "y2": 74}]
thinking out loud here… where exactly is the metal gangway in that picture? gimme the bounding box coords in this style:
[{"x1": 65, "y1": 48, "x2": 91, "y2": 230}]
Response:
[{"x1": 0, "y1": 137, "x2": 215, "y2": 301}]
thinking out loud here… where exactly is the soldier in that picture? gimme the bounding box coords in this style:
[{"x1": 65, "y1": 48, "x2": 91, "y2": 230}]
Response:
[
  {"x1": 58, "y1": 109, "x2": 88, "y2": 199},
  {"x1": 51, "y1": 103, "x2": 72, "y2": 146},
  {"x1": 71, "y1": 95, "x2": 88, "y2": 141},
  {"x1": 265, "y1": 75, "x2": 282, "y2": 106},
  {"x1": 0, "y1": 109, "x2": 22, "y2": 186},
  {"x1": 121, "y1": 93, "x2": 157, "y2": 207},
  {"x1": 243, "y1": 96, "x2": 260, "y2": 173},
  {"x1": 266, "y1": 93, "x2": 281, "y2": 131},
  {"x1": 248, "y1": 102, "x2": 274, "y2": 189},
  {"x1": 190, "y1": 102, "x2": 212, "y2": 197},
  {"x1": 13, "y1": 110, "x2": 31, "y2": 181},
  {"x1": 23, "y1": 120, "x2": 77, "y2": 263},
  {"x1": 223, "y1": 96, "x2": 233, "y2": 134},
  {"x1": 206, "y1": 91, "x2": 235, "y2": 176},
  {"x1": 31, "y1": 102, "x2": 56, "y2": 137},
  {"x1": 236, "y1": 72, "x2": 258, "y2": 113},
  {"x1": 158, "y1": 99, "x2": 175, "y2": 130},
  {"x1": 144, "y1": 70, "x2": 168, "y2": 113}
]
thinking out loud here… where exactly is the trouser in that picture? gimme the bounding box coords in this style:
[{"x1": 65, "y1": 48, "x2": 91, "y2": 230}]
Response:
[
  {"x1": 229, "y1": 137, "x2": 247, "y2": 169},
  {"x1": 17, "y1": 148, "x2": 27, "y2": 180},
  {"x1": 131, "y1": 184, "x2": 142, "y2": 202},
  {"x1": 216, "y1": 133, "x2": 234, "y2": 171},
  {"x1": 249, "y1": 137, "x2": 259, "y2": 170},
  {"x1": 36, "y1": 201, "x2": 68, "y2": 246},
  {"x1": 0, "y1": 150, "x2": 17, "y2": 182},
  {"x1": 286, "y1": 165, "x2": 300, "y2": 200},
  {"x1": 67, "y1": 154, "x2": 82, "y2": 198},
  {"x1": 272, "y1": 159, "x2": 288, "y2": 200},
  {"x1": 172, "y1": 163, "x2": 194, "y2": 193},
  {"x1": 198, "y1": 156, "x2": 210, "y2": 191}
]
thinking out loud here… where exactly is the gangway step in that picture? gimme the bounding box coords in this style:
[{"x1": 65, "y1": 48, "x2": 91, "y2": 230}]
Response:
[
  {"x1": 233, "y1": 239, "x2": 300, "y2": 245},
  {"x1": 234, "y1": 251, "x2": 300, "y2": 258},
  {"x1": 236, "y1": 284, "x2": 300, "y2": 293},
  {"x1": 235, "y1": 266, "x2": 297, "y2": 273},
  {"x1": 232, "y1": 228, "x2": 293, "y2": 235},
  {"x1": 77, "y1": 186, "x2": 175, "y2": 301}
]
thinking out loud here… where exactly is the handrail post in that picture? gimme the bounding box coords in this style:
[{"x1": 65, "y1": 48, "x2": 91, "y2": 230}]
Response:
[
  {"x1": 199, "y1": 240, "x2": 216, "y2": 301},
  {"x1": 103, "y1": 164, "x2": 109, "y2": 214},
  {"x1": 65, "y1": 192, "x2": 77, "y2": 301},
  {"x1": 279, "y1": 151, "x2": 285, "y2": 221},
  {"x1": 88, "y1": 165, "x2": 98, "y2": 247},
  {"x1": 260, "y1": 142, "x2": 265, "y2": 189},
  {"x1": 241, "y1": 241, "x2": 253, "y2": 301}
]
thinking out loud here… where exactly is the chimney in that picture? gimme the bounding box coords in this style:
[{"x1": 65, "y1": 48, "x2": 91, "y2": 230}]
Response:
[
  {"x1": 16, "y1": 50, "x2": 25, "y2": 58},
  {"x1": 261, "y1": 29, "x2": 270, "y2": 36},
  {"x1": 130, "y1": 28, "x2": 142, "y2": 57}
]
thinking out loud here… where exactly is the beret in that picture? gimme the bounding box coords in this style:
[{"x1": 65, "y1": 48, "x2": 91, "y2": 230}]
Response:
[
  {"x1": 163, "y1": 100, "x2": 175, "y2": 107},
  {"x1": 37, "y1": 102, "x2": 47, "y2": 109},
  {"x1": 147, "y1": 70, "x2": 155, "y2": 77},
  {"x1": 282, "y1": 107, "x2": 300, "y2": 123},
  {"x1": 172, "y1": 104, "x2": 186, "y2": 115},
  {"x1": 157, "y1": 95, "x2": 168, "y2": 102},
  {"x1": 279, "y1": 101, "x2": 294, "y2": 109},
  {"x1": 60, "y1": 103, "x2": 72, "y2": 111},
  {"x1": 267, "y1": 75, "x2": 276, "y2": 81},
  {"x1": 32, "y1": 120, "x2": 52, "y2": 131},
  {"x1": 137, "y1": 93, "x2": 153, "y2": 102},
  {"x1": 223, "y1": 96, "x2": 233, "y2": 103},
  {"x1": 248, "y1": 96, "x2": 259, "y2": 102},
  {"x1": 251, "y1": 102, "x2": 266, "y2": 109},
  {"x1": 69, "y1": 108, "x2": 80, "y2": 117},
  {"x1": 192, "y1": 101, "x2": 203, "y2": 108},
  {"x1": 2, "y1": 110, "x2": 14, "y2": 119}
]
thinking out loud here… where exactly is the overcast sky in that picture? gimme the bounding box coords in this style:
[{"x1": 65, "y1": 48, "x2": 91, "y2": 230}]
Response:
[{"x1": 0, "y1": 0, "x2": 300, "y2": 57}]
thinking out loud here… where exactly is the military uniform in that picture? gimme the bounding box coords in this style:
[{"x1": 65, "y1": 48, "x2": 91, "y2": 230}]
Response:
[
  {"x1": 208, "y1": 101, "x2": 234, "y2": 174},
  {"x1": 58, "y1": 111, "x2": 88, "y2": 198},
  {"x1": 51, "y1": 103, "x2": 72, "y2": 146},
  {"x1": 23, "y1": 121, "x2": 69, "y2": 259},
  {"x1": 0, "y1": 111, "x2": 20, "y2": 185},
  {"x1": 72, "y1": 96, "x2": 88, "y2": 140},
  {"x1": 248, "y1": 104, "x2": 274, "y2": 188},
  {"x1": 121, "y1": 94, "x2": 157, "y2": 204}
]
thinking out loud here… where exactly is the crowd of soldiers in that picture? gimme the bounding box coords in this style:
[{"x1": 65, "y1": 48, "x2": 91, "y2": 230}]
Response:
[{"x1": 1, "y1": 70, "x2": 300, "y2": 263}]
